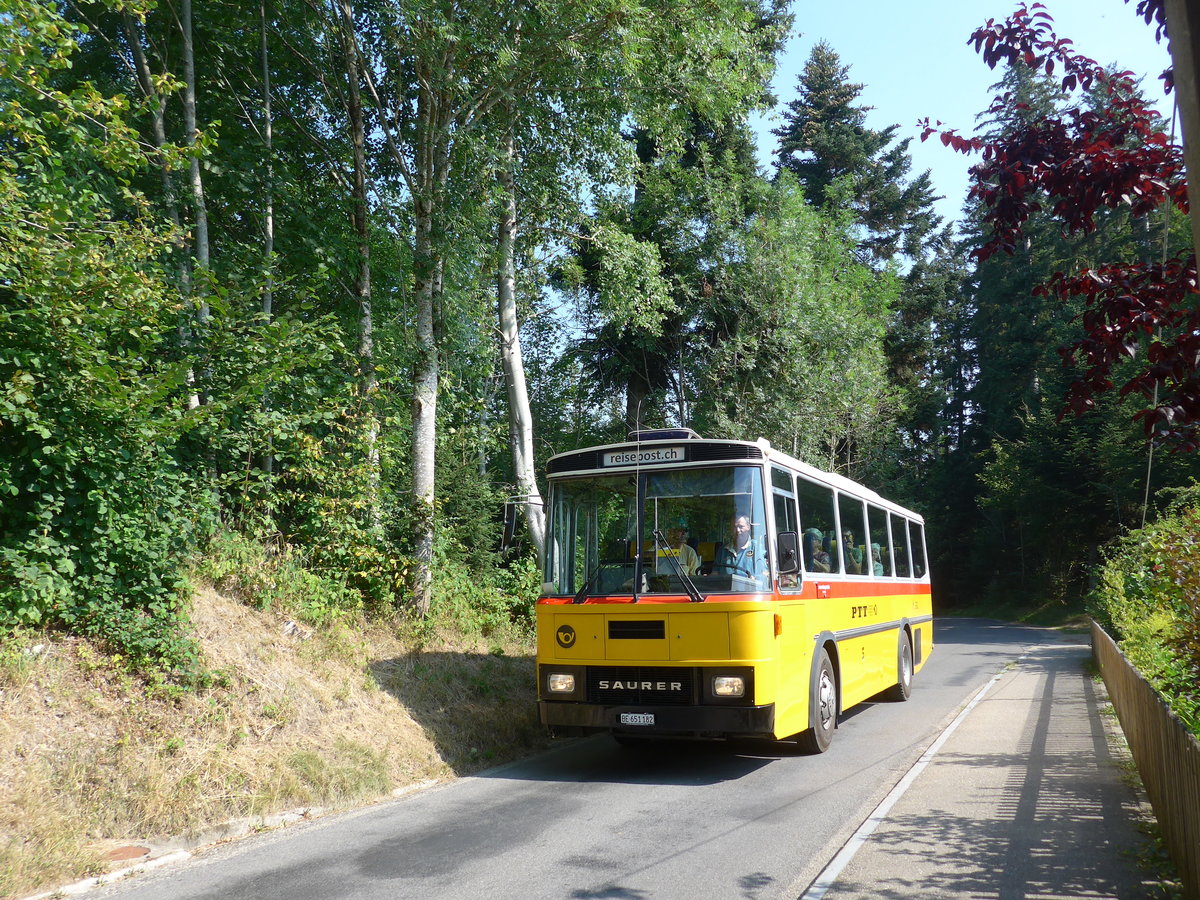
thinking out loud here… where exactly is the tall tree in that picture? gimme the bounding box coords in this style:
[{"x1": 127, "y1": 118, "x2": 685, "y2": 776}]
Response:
[
  {"x1": 495, "y1": 123, "x2": 546, "y2": 559},
  {"x1": 333, "y1": 0, "x2": 380, "y2": 529},
  {"x1": 180, "y1": 0, "x2": 211, "y2": 403},
  {"x1": 691, "y1": 177, "x2": 899, "y2": 475},
  {"x1": 774, "y1": 40, "x2": 939, "y2": 261},
  {"x1": 564, "y1": 115, "x2": 775, "y2": 434},
  {"x1": 924, "y1": 2, "x2": 1195, "y2": 446},
  {"x1": 258, "y1": 0, "x2": 277, "y2": 480},
  {"x1": 920, "y1": 3, "x2": 1200, "y2": 605},
  {"x1": 354, "y1": 0, "x2": 783, "y2": 614}
]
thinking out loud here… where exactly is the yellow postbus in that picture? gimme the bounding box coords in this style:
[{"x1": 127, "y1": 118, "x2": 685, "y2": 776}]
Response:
[{"x1": 536, "y1": 429, "x2": 933, "y2": 752}]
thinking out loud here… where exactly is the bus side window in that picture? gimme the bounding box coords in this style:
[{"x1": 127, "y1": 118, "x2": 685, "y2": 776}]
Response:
[
  {"x1": 796, "y1": 478, "x2": 836, "y2": 573},
  {"x1": 867, "y1": 504, "x2": 892, "y2": 577},
  {"x1": 910, "y1": 521, "x2": 928, "y2": 578},
  {"x1": 837, "y1": 493, "x2": 867, "y2": 575},
  {"x1": 773, "y1": 492, "x2": 798, "y2": 532},
  {"x1": 773, "y1": 492, "x2": 799, "y2": 587},
  {"x1": 890, "y1": 512, "x2": 911, "y2": 577}
]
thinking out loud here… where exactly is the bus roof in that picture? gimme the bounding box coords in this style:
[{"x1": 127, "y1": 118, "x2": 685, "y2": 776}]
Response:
[{"x1": 545, "y1": 435, "x2": 924, "y2": 523}]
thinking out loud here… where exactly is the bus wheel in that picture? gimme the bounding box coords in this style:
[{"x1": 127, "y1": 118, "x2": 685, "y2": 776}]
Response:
[
  {"x1": 885, "y1": 635, "x2": 913, "y2": 702},
  {"x1": 798, "y1": 649, "x2": 837, "y2": 754}
]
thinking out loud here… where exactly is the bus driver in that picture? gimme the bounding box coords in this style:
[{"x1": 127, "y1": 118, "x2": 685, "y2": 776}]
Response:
[{"x1": 717, "y1": 514, "x2": 767, "y2": 586}]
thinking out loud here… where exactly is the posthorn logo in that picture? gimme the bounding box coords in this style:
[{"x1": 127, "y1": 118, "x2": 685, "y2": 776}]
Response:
[{"x1": 556, "y1": 624, "x2": 576, "y2": 648}]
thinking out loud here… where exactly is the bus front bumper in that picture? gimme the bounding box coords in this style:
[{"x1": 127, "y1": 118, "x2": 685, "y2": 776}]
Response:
[{"x1": 538, "y1": 701, "x2": 775, "y2": 737}]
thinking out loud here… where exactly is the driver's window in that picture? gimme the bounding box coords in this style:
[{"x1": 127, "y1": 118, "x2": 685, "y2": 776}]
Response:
[
  {"x1": 772, "y1": 467, "x2": 800, "y2": 590},
  {"x1": 642, "y1": 466, "x2": 769, "y2": 593}
]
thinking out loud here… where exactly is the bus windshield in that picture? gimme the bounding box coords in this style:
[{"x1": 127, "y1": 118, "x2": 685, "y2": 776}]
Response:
[{"x1": 545, "y1": 465, "x2": 769, "y2": 597}]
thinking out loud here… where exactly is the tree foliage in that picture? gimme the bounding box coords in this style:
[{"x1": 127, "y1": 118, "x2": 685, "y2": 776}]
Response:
[
  {"x1": 913, "y1": 2, "x2": 1200, "y2": 610},
  {"x1": 775, "y1": 40, "x2": 940, "y2": 261},
  {"x1": 9, "y1": 0, "x2": 1200, "y2": 690},
  {"x1": 922, "y1": 1, "x2": 1198, "y2": 447},
  {"x1": 0, "y1": 0, "x2": 201, "y2": 673},
  {"x1": 691, "y1": 177, "x2": 898, "y2": 474},
  {"x1": 1092, "y1": 488, "x2": 1200, "y2": 734}
]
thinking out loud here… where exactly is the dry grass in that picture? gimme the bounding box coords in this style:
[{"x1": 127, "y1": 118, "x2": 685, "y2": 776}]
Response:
[{"x1": 0, "y1": 587, "x2": 550, "y2": 900}]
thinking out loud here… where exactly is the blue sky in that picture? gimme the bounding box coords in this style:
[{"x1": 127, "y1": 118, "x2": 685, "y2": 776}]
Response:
[{"x1": 751, "y1": 0, "x2": 1176, "y2": 231}]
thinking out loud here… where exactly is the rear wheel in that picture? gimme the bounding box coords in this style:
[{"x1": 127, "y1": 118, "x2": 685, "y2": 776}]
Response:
[
  {"x1": 885, "y1": 634, "x2": 913, "y2": 702},
  {"x1": 797, "y1": 649, "x2": 837, "y2": 754}
]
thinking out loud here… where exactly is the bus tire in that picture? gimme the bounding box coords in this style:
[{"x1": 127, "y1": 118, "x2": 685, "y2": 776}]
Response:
[
  {"x1": 884, "y1": 632, "x2": 913, "y2": 702},
  {"x1": 797, "y1": 648, "x2": 837, "y2": 754}
]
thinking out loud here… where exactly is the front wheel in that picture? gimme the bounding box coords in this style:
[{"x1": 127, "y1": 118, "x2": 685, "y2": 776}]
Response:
[
  {"x1": 796, "y1": 648, "x2": 837, "y2": 754},
  {"x1": 884, "y1": 635, "x2": 913, "y2": 702}
]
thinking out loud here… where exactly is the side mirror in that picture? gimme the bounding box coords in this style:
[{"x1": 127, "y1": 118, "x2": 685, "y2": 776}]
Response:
[{"x1": 777, "y1": 531, "x2": 800, "y2": 576}]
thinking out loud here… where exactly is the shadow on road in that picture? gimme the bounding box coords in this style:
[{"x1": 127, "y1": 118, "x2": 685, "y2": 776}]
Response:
[
  {"x1": 478, "y1": 732, "x2": 795, "y2": 787},
  {"x1": 367, "y1": 650, "x2": 549, "y2": 774},
  {"x1": 369, "y1": 618, "x2": 1071, "y2": 788},
  {"x1": 824, "y1": 641, "x2": 1155, "y2": 899}
]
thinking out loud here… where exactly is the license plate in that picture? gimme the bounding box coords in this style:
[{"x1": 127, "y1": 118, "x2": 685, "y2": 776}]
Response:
[{"x1": 619, "y1": 713, "x2": 655, "y2": 726}]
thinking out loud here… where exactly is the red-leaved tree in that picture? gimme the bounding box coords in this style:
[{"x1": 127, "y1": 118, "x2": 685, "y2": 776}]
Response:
[{"x1": 922, "y1": 0, "x2": 1200, "y2": 449}]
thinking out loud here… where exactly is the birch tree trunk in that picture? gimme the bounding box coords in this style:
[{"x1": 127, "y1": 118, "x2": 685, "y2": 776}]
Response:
[
  {"x1": 411, "y1": 188, "x2": 439, "y2": 617},
  {"x1": 260, "y1": 0, "x2": 274, "y2": 323},
  {"x1": 122, "y1": 14, "x2": 180, "y2": 234},
  {"x1": 181, "y1": 0, "x2": 209, "y2": 279},
  {"x1": 260, "y1": 0, "x2": 276, "y2": 478},
  {"x1": 496, "y1": 131, "x2": 545, "y2": 561},
  {"x1": 336, "y1": 0, "x2": 381, "y2": 532},
  {"x1": 180, "y1": 0, "x2": 210, "y2": 409},
  {"x1": 122, "y1": 13, "x2": 201, "y2": 408}
]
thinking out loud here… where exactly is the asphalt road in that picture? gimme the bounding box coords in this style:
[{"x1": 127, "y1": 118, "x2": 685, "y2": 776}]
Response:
[{"x1": 90, "y1": 619, "x2": 1059, "y2": 900}]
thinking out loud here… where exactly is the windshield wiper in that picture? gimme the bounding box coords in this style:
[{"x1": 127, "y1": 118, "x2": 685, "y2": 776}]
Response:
[
  {"x1": 572, "y1": 561, "x2": 604, "y2": 604},
  {"x1": 651, "y1": 529, "x2": 704, "y2": 603},
  {"x1": 573, "y1": 554, "x2": 642, "y2": 603}
]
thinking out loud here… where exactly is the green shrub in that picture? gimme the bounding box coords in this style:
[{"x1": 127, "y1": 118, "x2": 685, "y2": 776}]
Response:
[
  {"x1": 195, "y1": 530, "x2": 362, "y2": 627},
  {"x1": 0, "y1": 177, "x2": 208, "y2": 681},
  {"x1": 0, "y1": 368, "x2": 209, "y2": 680},
  {"x1": 429, "y1": 547, "x2": 540, "y2": 638},
  {"x1": 1091, "y1": 501, "x2": 1200, "y2": 734},
  {"x1": 0, "y1": 0, "x2": 211, "y2": 683}
]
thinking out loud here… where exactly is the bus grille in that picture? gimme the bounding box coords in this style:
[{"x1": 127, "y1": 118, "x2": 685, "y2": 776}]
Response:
[
  {"x1": 547, "y1": 451, "x2": 604, "y2": 473},
  {"x1": 608, "y1": 619, "x2": 665, "y2": 640},
  {"x1": 587, "y1": 667, "x2": 694, "y2": 706},
  {"x1": 688, "y1": 444, "x2": 763, "y2": 462}
]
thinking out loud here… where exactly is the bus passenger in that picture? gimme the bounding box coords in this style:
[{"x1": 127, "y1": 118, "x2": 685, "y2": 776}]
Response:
[
  {"x1": 871, "y1": 543, "x2": 885, "y2": 576},
  {"x1": 842, "y1": 528, "x2": 864, "y2": 574},
  {"x1": 657, "y1": 524, "x2": 700, "y2": 576},
  {"x1": 803, "y1": 529, "x2": 830, "y2": 573}
]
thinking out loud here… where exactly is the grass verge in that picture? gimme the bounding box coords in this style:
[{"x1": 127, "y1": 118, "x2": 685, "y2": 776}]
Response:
[{"x1": 0, "y1": 586, "x2": 551, "y2": 899}]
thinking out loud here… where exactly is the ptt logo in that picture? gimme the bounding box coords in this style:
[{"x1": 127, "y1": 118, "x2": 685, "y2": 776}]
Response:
[
  {"x1": 850, "y1": 604, "x2": 878, "y2": 619},
  {"x1": 556, "y1": 624, "x2": 577, "y2": 648}
]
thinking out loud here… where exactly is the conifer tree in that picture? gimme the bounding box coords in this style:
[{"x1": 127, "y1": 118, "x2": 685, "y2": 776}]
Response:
[{"x1": 774, "y1": 40, "x2": 939, "y2": 260}]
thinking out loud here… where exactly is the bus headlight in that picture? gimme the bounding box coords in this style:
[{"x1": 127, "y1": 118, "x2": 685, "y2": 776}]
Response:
[
  {"x1": 548, "y1": 673, "x2": 576, "y2": 693},
  {"x1": 712, "y1": 676, "x2": 745, "y2": 698}
]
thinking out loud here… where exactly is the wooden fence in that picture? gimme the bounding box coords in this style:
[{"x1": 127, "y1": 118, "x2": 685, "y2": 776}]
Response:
[{"x1": 1092, "y1": 619, "x2": 1200, "y2": 900}]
